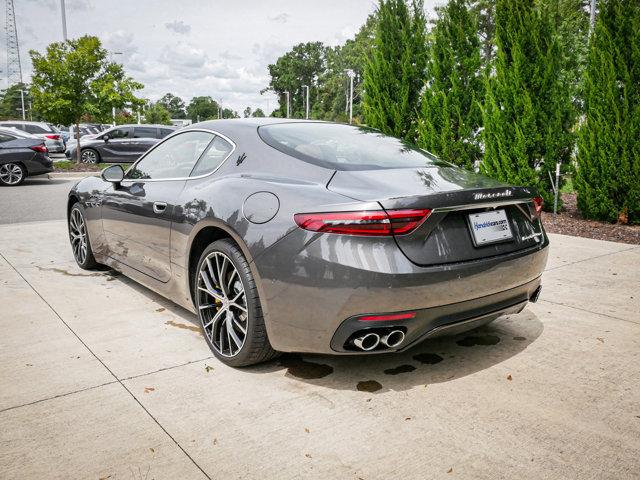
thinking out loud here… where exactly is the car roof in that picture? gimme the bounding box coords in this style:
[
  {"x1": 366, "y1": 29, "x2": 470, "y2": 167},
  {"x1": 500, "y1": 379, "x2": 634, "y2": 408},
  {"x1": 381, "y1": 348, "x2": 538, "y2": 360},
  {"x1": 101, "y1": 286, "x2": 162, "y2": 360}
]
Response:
[
  {"x1": 0, "y1": 126, "x2": 37, "y2": 138},
  {"x1": 107, "y1": 124, "x2": 178, "y2": 129}
]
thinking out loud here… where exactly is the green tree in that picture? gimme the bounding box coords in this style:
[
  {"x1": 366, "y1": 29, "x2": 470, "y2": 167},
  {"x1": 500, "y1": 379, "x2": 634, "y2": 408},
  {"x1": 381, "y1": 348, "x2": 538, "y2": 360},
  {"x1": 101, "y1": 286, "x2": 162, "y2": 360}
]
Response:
[
  {"x1": 243, "y1": 106, "x2": 252, "y2": 118},
  {"x1": 144, "y1": 103, "x2": 172, "y2": 125},
  {"x1": 158, "y1": 93, "x2": 186, "y2": 118},
  {"x1": 221, "y1": 107, "x2": 239, "y2": 119},
  {"x1": 252, "y1": 108, "x2": 265, "y2": 118},
  {"x1": 481, "y1": 0, "x2": 572, "y2": 206},
  {"x1": 417, "y1": 0, "x2": 483, "y2": 169},
  {"x1": 29, "y1": 36, "x2": 143, "y2": 162},
  {"x1": 575, "y1": 0, "x2": 640, "y2": 223},
  {"x1": 186, "y1": 96, "x2": 220, "y2": 122},
  {"x1": 362, "y1": 0, "x2": 427, "y2": 140},
  {"x1": 0, "y1": 83, "x2": 36, "y2": 120},
  {"x1": 264, "y1": 42, "x2": 326, "y2": 118}
]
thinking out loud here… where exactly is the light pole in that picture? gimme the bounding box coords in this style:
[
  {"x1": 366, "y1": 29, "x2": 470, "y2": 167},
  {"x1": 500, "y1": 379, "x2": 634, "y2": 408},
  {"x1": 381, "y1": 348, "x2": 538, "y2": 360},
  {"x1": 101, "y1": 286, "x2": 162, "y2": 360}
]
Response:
[
  {"x1": 284, "y1": 91, "x2": 290, "y2": 118},
  {"x1": 218, "y1": 98, "x2": 223, "y2": 119},
  {"x1": 19, "y1": 90, "x2": 25, "y2": 120},
  {"x1": 346, "y1": 70, "x2": 355, "y2": 124},
  {"x1": 60, "y1": 0, "x2": 67, "y2": 41},
  {"x1": 302, "y1": 85, "x2": 309, "y2": 119}
]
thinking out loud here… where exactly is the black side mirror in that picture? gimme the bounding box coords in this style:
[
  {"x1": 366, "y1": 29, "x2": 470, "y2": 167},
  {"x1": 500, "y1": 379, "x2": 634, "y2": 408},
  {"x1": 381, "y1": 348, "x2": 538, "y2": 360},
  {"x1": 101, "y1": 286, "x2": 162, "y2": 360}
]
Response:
[
  {"x1": 103, "y1": 134, "x2": 110, "y2": 142},
  {"x1": 101, "y1": 164, "x2": 124, "y2": 185}
]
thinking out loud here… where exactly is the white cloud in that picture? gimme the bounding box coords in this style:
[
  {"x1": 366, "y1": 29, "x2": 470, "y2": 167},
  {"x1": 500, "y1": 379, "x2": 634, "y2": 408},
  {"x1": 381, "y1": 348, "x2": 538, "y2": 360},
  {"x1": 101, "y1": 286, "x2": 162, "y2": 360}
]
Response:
[
  {"x1": 165, "y1": 20, "x2": 191, "y2": 35},
  {"x1": 269, "y1": 13, "x2": 290, "y2": 24}
]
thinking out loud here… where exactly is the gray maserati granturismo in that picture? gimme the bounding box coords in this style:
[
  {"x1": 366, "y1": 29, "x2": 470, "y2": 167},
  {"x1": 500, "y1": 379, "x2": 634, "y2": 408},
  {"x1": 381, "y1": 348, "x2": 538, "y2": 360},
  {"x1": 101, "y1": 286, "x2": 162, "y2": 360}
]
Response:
[{"x1": 67, "y1": 119, "x2": 548, "y2": 366}]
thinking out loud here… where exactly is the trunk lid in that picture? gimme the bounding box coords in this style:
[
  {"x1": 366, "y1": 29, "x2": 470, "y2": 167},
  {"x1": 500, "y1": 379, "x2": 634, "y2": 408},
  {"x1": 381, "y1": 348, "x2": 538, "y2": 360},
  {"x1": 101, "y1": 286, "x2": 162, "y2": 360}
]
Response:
[{"x1": 327, "y1": 166, "x2": 545, "y2": 266}]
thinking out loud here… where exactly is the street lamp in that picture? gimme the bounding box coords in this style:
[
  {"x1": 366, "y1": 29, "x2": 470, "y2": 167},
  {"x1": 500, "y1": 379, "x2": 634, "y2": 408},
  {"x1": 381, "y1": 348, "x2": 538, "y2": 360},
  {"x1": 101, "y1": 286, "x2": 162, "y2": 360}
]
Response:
[
  {"x1": 345, "y1": 69, "x2": 355, "y2": 124},
  {"x1": 60, "y1": 0, "x2": 67, "y2": 41},
  {"x1": 19, "y1": 90, "x2": 25, "y2": 120},
  {"x1": 284, "y1": 91, "x2": 290, "y2": 118},
  {"x1": 302, "y1": 85, "x2": 309, "y2": 119}
]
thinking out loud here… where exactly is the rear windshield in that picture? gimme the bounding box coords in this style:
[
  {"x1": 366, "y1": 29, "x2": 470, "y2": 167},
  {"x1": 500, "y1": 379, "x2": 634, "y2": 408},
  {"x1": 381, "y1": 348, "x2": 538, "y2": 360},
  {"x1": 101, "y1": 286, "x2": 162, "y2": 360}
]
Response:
[{"x1": 258, "y1": 122, "x2": 443, "y2": 171}]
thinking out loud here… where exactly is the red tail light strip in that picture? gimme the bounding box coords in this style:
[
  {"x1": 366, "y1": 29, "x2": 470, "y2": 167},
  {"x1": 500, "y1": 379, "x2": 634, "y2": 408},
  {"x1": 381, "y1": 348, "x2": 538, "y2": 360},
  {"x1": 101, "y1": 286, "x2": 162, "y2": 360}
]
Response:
[
  {"x1": 294, "y1": 209, "x2": 432, "y2": 236},
  {"x1": 358, "y1": 312, "x2": 417, "y2": 322},
  {"x1": 29, "y1": 144, "x2": 48, "y2": 153},
  {"x1": 532, "y1": 196, "x2": 543, "y2": 219}
]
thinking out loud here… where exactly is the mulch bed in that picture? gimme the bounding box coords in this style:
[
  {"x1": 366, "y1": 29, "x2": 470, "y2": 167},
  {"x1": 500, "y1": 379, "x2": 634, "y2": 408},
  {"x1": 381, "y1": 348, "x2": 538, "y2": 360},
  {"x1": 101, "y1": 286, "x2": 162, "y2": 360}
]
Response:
[{"x1": 541, "y1": 193, "x2": 640, "y2": 245}]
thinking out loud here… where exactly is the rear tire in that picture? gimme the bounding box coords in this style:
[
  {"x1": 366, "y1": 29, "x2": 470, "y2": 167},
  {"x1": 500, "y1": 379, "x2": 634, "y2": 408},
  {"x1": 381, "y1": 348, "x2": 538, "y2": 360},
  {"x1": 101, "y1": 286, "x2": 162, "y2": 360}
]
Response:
[
  {"x1": 0, "y1": 162, "x2": 26, "y2": 186},
  {"x1": 81, "y1": 148, "x2": 100, "y2": 164},
  {"x1": 195, "y1": 239, "x2": 279, "y2": 367},
  {"x1": 68, "y1": 203, "x2": 100, "y2": 270}
]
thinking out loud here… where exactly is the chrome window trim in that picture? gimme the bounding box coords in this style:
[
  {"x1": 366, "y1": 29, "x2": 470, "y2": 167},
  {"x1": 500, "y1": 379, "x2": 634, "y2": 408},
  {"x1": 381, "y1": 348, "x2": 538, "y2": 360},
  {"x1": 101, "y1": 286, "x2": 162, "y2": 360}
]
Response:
[{"x1": 121, "y1": 128, "x2": 237, "y2": 184}]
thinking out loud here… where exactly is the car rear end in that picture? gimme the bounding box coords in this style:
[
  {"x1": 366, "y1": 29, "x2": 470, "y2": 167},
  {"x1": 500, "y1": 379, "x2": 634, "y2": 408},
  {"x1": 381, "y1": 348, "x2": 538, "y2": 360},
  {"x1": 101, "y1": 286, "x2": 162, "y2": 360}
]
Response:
[{"x1": 253, "y1": 122, "x2": 549, "y2": 355}]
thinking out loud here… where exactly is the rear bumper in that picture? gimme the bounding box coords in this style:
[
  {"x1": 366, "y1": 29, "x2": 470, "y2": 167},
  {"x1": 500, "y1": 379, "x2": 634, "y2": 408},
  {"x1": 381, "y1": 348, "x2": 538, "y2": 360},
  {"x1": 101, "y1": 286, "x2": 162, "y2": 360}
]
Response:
[
  {"x1": 253, "y1": 229, "x2": 549, "y2": 354},
  {"x1": 330, "y1": 277, "x2": 541, "y2": 353}
]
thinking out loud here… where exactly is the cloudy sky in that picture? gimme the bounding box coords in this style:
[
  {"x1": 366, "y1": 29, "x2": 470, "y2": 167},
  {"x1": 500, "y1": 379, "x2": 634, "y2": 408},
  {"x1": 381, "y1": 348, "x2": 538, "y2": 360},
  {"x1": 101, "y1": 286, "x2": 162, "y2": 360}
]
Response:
[{"x1": 8, "y1": 0, "x2": 440, "y2": 115}]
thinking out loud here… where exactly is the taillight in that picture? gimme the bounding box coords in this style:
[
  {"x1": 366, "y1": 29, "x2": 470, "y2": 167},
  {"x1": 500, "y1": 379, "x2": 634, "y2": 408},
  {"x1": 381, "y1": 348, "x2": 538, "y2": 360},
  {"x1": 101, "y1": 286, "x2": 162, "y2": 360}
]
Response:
[
  {"x1": 30, "y1": 144, "x2": 48, "y2": 153},
  {"x1": 358, "y1": 312, "x2": 416, "y2": 321},
  {"x1": 532, "y1": 196, "x2": 543, "y2": 219},
  {"x1": 45, "y1": 134, "x2": 60, "y2": 140},
  {"x1": 293, "y1": 209, "x2": 431, "y2": 236}
]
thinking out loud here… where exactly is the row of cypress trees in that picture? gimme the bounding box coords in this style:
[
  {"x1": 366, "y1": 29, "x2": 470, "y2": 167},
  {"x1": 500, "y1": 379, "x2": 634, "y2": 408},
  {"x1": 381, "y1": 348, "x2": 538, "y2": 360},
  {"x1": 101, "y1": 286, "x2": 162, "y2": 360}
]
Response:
[{"x1": 362, "y1": 0, "x2": 639, "y2": 222}]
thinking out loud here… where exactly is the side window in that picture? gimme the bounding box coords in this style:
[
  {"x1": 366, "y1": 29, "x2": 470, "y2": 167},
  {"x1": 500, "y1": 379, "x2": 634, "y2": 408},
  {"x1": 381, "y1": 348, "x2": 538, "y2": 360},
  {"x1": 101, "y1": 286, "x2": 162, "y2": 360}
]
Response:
[
  {"x1": 2, "y1": 123, "x2": 21, "y2": 129},
  {"x1": 133, "y1": 127, "x2": 157, "y2": 138},
  {"x1": 0, "y1": 133, "x2": 16, "y2": 143},
  {"x1": 24, "y1": 124, "x2": 47, "y2": 134},
  {"x1": 159, "y1": 128, "x2": 174, "y2": 138},
  {"x1": 108, "y1": 127, "x2": 132, "y2": 139},
  {"x1": 126, "y1": 131, "x2": 214, "y2": 180},
  {"x1": 190, "y1": 136, "x2": 233, "y2": 177}
]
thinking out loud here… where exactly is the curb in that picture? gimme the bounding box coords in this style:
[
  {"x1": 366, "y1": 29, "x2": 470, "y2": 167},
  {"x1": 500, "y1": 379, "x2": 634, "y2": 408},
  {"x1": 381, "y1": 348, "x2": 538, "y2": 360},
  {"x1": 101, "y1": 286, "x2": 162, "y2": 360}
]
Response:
[{"x1": 48, "y1": 171, "x2": 100, "y2": 180}]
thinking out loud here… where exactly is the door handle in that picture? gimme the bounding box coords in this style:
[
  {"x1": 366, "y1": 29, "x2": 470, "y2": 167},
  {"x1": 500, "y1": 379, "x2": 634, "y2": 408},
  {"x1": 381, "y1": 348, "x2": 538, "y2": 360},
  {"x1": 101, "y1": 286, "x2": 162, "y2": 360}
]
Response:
[{"x1": 153, "y1": 202, "x2": 167, "y2": 214}]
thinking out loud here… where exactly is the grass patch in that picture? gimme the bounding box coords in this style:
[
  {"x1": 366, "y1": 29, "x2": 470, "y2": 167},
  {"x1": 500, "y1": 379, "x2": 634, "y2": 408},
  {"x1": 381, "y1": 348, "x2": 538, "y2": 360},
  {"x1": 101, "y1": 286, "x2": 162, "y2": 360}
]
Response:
[
  {"x1": 54, "y1": 161, "x2": 117, "y2": 172},
  {"x1": 560, "y1": 176, "x2": 575, "y2": 194}
]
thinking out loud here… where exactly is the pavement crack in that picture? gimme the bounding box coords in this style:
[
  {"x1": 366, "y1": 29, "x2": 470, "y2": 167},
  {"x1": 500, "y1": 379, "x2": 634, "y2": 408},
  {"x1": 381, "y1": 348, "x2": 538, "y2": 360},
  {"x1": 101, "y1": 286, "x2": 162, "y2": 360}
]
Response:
[
  {"x1": 539, "y1": 299, "x2": 640, "y2": 326},
  {"x1": 0, "y1": 252, "x2": 213, "y2": 480},
  {"x1": 544, "y1": 245, "x2": 639, "y2": 272}
]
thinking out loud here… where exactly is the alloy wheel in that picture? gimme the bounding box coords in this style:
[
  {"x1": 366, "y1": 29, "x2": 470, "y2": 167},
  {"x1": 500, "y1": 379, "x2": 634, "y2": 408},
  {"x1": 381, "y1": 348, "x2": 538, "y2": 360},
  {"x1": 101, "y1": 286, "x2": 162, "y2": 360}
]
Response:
[
  {"x1": 197, "y1": 251, "x2": 248, "y2": 357},
  {"x1": 0, "y1": 163, "x2": 24, "y2": 185},
  {"x1": 81, "y1": 150, "x2": 98, "y2": 164},
  {"x1": 69, "y1": 208, "x2": 88, "y2": 265}
]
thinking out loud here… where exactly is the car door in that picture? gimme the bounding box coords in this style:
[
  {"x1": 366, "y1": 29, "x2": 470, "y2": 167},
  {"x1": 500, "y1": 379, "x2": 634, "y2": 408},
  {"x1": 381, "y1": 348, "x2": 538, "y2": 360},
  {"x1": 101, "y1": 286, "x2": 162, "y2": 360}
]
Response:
[
  {"x1": 97, "y1": 126, "x2": 134, "y2": 162},
  {"x1": 132, "y1": 126, "x2": 161, "y2": 159},
  {"x1": 100, "y1": 130, "x2": 215, "y2": 281}
]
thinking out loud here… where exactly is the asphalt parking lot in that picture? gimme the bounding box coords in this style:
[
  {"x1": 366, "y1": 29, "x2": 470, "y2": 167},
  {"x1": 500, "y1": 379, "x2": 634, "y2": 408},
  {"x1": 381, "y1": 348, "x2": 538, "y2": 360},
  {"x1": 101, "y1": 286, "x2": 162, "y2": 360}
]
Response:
[{"x1": 0, "y1": 189, "x2": 639, "y2": 478}]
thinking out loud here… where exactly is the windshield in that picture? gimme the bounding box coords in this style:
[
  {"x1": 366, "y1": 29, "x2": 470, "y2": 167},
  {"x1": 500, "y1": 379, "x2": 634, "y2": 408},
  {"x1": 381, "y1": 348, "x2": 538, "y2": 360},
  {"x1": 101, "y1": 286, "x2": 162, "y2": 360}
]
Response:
[{"x1": 258, "y1": 122, "x2": 444, "y2": 171}]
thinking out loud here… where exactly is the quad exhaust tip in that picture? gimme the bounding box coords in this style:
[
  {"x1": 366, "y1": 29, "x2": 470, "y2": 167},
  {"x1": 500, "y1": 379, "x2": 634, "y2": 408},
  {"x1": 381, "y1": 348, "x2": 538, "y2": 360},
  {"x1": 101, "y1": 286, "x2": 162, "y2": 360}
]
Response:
[
  {"x1": 381, "y1": 330, "x2": 405, "y2": 348},
  {"x1": 353, "y1": 332, "x2": 380, "y2": 351}
]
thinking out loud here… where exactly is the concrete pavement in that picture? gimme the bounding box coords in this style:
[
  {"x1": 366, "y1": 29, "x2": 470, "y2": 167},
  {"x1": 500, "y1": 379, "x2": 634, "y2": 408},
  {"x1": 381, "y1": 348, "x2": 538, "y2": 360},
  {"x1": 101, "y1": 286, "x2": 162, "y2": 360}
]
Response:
[
  {"x1": 0, "y1": 221, "x2": 638, "y2": 479},
  {"x1": 0, "y1": 177, "x2": 76, "y2": 224}
]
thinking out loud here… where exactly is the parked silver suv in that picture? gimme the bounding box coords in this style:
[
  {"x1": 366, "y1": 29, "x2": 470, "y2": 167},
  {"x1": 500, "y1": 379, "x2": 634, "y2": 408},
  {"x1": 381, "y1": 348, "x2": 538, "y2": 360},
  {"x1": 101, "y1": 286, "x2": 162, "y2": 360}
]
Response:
[{"x1": 0, "y1": 121, "x2": 65, "y2": 153}]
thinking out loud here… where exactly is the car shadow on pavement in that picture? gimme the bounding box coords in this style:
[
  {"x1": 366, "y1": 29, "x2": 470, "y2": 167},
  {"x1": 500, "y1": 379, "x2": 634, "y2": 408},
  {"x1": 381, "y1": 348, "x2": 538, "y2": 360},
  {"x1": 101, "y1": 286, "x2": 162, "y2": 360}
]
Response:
[
  {"x1": 119, "y1": 271, "x2": 543, "y2": 393},
  {"x1": 247, "y1": 310, "x2": 544, "y2": 393}
]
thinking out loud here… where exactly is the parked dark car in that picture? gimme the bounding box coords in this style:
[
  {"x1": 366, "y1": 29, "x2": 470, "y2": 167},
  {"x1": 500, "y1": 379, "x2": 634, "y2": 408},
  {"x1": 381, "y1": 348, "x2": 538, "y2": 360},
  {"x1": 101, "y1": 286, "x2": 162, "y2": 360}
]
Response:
[
  {"x1": 0, "y1": 121, "x2": 65, "y2": 153},
  {"x1": 67, "y1": 119, "x2": 548, "y2": 367},
  {"x1": 65, "y1": 124, "x2": 177, "y2": 163},
  {"x1": 0, "y1": 127, "x2": 53, "y2": 186}
]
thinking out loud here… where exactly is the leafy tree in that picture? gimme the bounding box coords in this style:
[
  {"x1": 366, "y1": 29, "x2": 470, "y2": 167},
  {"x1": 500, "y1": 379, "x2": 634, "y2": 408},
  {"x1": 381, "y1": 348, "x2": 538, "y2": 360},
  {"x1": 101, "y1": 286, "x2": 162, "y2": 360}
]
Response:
[
  {"x1": 481, "y1": 0, "x2": 572, "y2": 206},
  {"x1": 29, "y1": 35, "x2": 143, "y2": 162},
  {"x1": 575, "y1": 0, "x2": 640, "y2": 223},
  {"x1": 186, "y1": 96, "x2": 219, "y2": 122},
  {"x1": 144, "y1": 103, "x2": 172, "y2": 125},
  {"x1": 221, "y1": 108, "x2": 239, "y2": 119},
  {"x1": 315, "y1": 14, "x2": 378, "y2": 122},
  {"x1": 362, "y1": 0, "x2": 428, "y2": 140},
  {"x1": 243, "y1": 106, "x2": 252, "y2": 118},
  {"x1": 252, "y1": 108, "x2": 265, "y2": 118},
  {"x1": 264, "y1": 42, "x2": 326, "y2": 118},
  {"x1": 0, "y1": 83, "x2": 35, "y2": 120},
  {"x1": 417, "y1": 0, "x2": 483, "y2": 169},
  {"x1": 158, "y1": 93, "x2": 186, "y2": 118},
  {"x1": 471, "y1": 0, "x2": 496, "y2": 65}
]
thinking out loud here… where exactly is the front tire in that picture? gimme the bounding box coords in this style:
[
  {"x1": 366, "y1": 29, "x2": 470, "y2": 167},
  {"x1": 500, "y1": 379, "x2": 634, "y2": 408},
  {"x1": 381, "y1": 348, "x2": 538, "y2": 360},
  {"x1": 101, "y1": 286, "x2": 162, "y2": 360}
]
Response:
[
  {"x1": 68, "y1": 203, "x2": 99, "y2": 270},
  {"x1": 81, "y1": 148, "x2": 100, "y2": 164},
  {"x1": 195, "y1": 239, "x2": 278, "y2": 367},
  {"x1": 0, "y1": 162, "x2": 26, "y2": 186}
]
